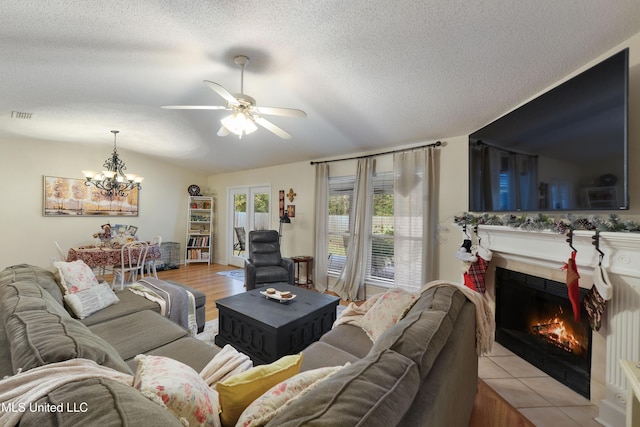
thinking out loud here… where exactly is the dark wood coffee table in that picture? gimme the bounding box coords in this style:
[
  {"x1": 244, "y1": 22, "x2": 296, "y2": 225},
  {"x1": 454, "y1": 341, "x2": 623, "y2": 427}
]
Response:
[{"x1": 215, "y1": 284, "x2": 340, "y2": 364}]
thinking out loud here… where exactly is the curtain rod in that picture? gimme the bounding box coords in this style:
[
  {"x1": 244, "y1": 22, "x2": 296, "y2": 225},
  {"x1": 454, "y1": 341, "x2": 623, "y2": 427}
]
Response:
[{"x1": 309, "y1": 141, "x2": 442, "y2": 165}]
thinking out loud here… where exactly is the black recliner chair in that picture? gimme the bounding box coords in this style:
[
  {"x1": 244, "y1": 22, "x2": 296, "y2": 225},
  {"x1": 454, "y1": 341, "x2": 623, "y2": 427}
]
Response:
[{"x1": 244, "y1": 230, "x2": 294, "y2": 290}]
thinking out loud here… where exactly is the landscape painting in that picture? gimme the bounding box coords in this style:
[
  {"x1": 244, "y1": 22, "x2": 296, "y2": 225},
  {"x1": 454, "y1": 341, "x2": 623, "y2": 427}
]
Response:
[{"x1": 43, "y1": 176, "x2": 139, "y2": 216}]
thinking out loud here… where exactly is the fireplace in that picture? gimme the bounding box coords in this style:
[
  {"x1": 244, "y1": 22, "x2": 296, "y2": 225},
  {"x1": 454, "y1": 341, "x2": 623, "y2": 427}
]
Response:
[{"x1": 495, "y1": 266, "x2": 592, "y2": 398}]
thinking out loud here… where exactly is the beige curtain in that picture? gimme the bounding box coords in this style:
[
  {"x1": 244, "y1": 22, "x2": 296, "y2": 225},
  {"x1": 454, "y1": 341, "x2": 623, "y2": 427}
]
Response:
[
  {"x1": 333, "y1": 158, "x2": 374, "y2": 300},
  {"x1": 393, "y1": 147, "x2": 438, "y2": 289},
  {"x1": 313, "y1": 163, "x2": 329, "y2": 292}
]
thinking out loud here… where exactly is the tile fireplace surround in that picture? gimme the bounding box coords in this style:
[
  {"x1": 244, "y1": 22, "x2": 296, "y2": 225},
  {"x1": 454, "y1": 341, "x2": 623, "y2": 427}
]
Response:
[{"x1": 475, "y1": 225, "x2": 640, "y2": 427}]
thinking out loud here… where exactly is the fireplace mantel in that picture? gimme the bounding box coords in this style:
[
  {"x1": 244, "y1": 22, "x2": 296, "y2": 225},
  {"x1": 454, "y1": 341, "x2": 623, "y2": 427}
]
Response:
[
  {"x1": 475, "y1": 225, "x2": 640, "y2": 284},
  {"x1": 474, "y1": 225, "x2": 640, "y2": 427}
]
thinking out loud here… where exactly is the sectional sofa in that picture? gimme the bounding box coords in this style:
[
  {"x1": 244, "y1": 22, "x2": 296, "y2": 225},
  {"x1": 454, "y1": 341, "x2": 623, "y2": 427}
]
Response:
[{"x1": 0, "y1": 263, "x2": 479, "y2": 426}]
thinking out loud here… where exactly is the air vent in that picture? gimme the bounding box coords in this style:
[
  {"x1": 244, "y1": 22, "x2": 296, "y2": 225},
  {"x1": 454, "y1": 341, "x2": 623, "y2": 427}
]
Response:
[{"x1": 11, "y1": 111, "x2": 33, "y2": 120}]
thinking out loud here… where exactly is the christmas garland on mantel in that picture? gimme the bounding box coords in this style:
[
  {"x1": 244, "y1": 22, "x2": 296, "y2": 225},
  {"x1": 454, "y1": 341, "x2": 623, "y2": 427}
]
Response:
[{"x1": 453, "y1": 212, "x2": 640, "y2": 234}]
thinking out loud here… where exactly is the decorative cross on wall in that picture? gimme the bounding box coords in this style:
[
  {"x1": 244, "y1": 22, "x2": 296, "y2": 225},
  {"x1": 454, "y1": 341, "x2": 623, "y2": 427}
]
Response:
[{"x1": 287, "y1": 188, "x2": 296, "y2": 202}]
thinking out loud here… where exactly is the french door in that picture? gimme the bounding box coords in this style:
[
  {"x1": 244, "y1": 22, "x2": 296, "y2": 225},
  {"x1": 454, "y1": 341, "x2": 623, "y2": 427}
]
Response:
[{"x1": 228, "y1": 185, "x2": 271, "y2": 267}]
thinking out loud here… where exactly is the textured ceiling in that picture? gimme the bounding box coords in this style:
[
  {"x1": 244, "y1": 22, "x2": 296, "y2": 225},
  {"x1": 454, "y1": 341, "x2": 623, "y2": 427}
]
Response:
[{"x1": 1, "y1": 1, "x2": 639, "y2": 174}]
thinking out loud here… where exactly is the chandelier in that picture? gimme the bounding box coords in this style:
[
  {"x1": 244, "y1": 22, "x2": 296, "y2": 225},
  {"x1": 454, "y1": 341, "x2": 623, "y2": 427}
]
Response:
[{"x1": 82, "y1": 130, "x2": 143, "y2": 198}]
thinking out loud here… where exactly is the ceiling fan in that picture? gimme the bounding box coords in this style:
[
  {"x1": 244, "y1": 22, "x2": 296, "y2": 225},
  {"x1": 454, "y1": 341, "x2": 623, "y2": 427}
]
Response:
[{"x1": 162, "y1": 55, "x2": 306, "y2": 139}]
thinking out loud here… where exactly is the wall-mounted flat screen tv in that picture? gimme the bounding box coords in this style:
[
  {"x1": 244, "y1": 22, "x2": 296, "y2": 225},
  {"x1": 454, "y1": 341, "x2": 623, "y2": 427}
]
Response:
[{"x1": 469, "y1": 48, "x2": 628, "y2": 212}]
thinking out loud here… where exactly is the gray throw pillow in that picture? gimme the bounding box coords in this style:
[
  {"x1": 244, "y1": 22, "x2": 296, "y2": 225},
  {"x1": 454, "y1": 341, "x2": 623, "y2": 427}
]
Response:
[{"x1": 267, "y1": 349, "x2": 420, "y2": 427}]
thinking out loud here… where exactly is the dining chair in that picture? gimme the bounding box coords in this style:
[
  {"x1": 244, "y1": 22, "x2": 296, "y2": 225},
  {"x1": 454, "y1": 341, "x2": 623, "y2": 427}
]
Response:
[
  {"x1": 54, "y1": 241, "x2": 68, "y2": 262},
  {"x1": 145, "y1": 236, "x2": 162, "y2": 278},
  {"x1": 110, "y1": 241, "x2": 148, "y2": 290},
  {"x1": 233, "y1": 227, "x2": 246, "y2": 256}
]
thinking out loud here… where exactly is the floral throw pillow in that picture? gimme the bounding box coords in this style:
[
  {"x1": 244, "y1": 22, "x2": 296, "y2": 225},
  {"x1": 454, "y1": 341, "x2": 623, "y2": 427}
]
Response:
[
  {"x1": 53, "y1": 260, "x2": 99, "y2": 294},
  {"x1": 133, "y1": 354, "x2": 220, "y2": 427},
  {"x1": 236, "y1": 364, "x2": 345, "y2": 427},
  {"x1": 358, "y1": 288, "x2": 419, "y2": 342}
]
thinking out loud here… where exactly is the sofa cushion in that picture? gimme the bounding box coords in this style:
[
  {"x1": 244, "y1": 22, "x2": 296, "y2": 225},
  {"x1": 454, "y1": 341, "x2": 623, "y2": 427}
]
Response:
[
  {"x1": 0, "y1": 264, "x2": 64, "y2": 307},
  {"x1": 20, "y1": 378, "x2": 183, "y2": 427},
  {"x1": 300, "y1": 341, "x2": 360, "y2": 372},
  {"x1": 133, "y1": 354, "x2": 220, "y2": 427},
  {"x1": 64, "y1": 282, "x2": 120, "y2": 319},
  {"x1": 5, "y1": 309, "x2": 132, "y2": 375},
  {"x1": 0, "y1": 281, "x2": 70, "y2": 321},
  {"x1": 79, "y1": 289, "x2": 160, "y2": 326},
  {"x1": 0, "y1": 327, "x2": 12, "y2": 379},
  {"x1": 88, "y1": 310, "x2": 188, "y2": 361},
  {"x1": 255, "y1": 266, "x2": 290, "y2": 283},
  {"x1": 266, "y1": 349, "x2": 420, "y2": 427},
  {"x1": 139, "y1": 336, "x2": 220, "y2": 373},
  {"x1": 371, "y1": 285, "x2": 467, "y2": 381},
  {"x1": 320, "y1": 324, "x2": 373, "y2": 359},
  {"x1": 318, "y1": 324, "x2": 373, "y2": 359},
  {"x1": 217, "y1": 354, "x2": 302, "y2": 427}
]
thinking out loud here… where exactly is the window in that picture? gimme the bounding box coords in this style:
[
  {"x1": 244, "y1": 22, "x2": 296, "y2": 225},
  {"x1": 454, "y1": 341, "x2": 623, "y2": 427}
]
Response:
[{"x1": 327, "y1": 172, "x2": 394, "y2": 283}]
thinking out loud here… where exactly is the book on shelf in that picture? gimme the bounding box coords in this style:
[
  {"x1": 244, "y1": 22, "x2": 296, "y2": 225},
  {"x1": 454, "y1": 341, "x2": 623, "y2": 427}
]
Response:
[
  {"x1": 186, "y1": 248, "x2": 210, "y2": 260},
  {"x1": 187, "y1": 236, "x2": 210, "y2": 247}
]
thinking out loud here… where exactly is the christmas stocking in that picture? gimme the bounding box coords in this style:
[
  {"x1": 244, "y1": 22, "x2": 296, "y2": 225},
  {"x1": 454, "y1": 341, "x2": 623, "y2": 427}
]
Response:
[
  {"x1": 562, "y1": 251, "x2": 581, "y2": 322},
  {"x1": 456, "y1": 239, "x2": 477, "y2": 262},
  {"x1": 463, "y1": 246, "x2": 492, "y2": 293},
  {"x1": 583, "y1": 285, "x2": 605, "y2": 331}
]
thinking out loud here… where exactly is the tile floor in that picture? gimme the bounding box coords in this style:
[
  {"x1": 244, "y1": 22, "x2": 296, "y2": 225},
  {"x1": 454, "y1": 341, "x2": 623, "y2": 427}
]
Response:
[{"x1": 480, "y1": 342, "x2": 603, "y2": 427}]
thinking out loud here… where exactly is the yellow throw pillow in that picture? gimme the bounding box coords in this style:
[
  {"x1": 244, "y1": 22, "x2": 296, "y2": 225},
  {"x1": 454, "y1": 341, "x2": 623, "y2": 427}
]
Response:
[{"x1": 216, "y1": 354, "x2": 302, "y2": 427}]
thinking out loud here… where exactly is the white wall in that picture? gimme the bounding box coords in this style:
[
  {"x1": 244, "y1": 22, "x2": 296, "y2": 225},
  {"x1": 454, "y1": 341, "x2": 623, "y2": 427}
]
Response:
[
  {"x1": 0, "y1": 137, "x2": 208, "y2": 269},
  {"x1": 2, "y1": 31, "x2": 638, "y2": 278},
  {"x1": 207, "y1": 161, "x2": 316, "y2": 264},
  {"x1": 206, "y1": 31, "x2": 640, "y2": 285}
]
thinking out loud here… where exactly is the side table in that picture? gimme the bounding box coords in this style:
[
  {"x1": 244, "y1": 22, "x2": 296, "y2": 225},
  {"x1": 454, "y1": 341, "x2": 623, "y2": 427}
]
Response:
[{"x1": 291, "y1": 256, "x2": 313, "y2": 288}]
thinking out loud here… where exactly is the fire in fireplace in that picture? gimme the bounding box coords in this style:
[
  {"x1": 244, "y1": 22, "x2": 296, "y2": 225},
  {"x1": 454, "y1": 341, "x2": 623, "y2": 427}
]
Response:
[
  {"x1": 495, "y1": 267, "x2": 592, "y2": 398},
  {"x1": 530, "y1": 311, "x2": 587, "y2": 356}
]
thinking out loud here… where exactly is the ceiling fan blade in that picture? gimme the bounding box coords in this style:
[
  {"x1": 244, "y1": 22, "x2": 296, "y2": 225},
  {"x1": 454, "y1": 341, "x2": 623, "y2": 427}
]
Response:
[
  {"x1": 255, "y1": 117, "x2": 292, "y2": 139},
  {"x1": 204, "y1": 81, "x2": 240, "y2": 106},
  {"x1": 256, "y1": 106, "x2": 307, "y2": 118},
  {"x1": 161, "y1": 105, "x2": 227, "y2": 110},
  {"x1": 217, "y1": 126, "x2": 230, "y2": 137}
]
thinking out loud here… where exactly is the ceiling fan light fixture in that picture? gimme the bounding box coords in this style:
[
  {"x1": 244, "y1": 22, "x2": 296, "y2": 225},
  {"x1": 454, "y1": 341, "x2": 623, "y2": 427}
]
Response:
[{"x1": 221, "y1": 112, "x2": 257, "y2": 139}]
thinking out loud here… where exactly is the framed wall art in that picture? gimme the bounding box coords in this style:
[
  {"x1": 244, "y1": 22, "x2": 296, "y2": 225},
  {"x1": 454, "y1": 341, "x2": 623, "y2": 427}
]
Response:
[
  {"x1": 43, "y1": 175, "x2": 139, "y2": 217},
  {"x1": 279, "y1": 190, "x2": 285, "y2": 217}
]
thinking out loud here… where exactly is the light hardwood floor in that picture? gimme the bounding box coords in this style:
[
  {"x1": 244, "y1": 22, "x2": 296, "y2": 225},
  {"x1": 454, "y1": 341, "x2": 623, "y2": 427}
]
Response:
[{"x1": 153, "y1": 263, "x2": 532, "y2": 427}]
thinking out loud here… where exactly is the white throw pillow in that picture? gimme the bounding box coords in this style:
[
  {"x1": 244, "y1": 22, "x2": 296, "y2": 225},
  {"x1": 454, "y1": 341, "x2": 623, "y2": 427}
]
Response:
[{"x1": 63, "y1": 282, "x2": 119, "y2": 319}]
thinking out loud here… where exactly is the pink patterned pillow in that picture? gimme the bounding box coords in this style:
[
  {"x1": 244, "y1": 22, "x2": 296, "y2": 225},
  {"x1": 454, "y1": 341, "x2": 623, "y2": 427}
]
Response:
[
  {"x1": 53, "y1": 260, "x2": 99, "y2": 294},
  {"x1": 358, "y1": 288, "x2": 418, "y2": 342},
  {"x1": 236, "y1": 365, "x2": 344, "y2": 427},
  {"x1": 133, "y1": 355, "x2": 220, "y2": 427}
]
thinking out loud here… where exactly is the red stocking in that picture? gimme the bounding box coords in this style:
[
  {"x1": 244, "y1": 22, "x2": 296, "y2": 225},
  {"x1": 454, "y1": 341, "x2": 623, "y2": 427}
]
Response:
[
  {"x1": 562, "y1": 251, "x2": 581, "y2": 322},
  {"x1": 464, "y1": 256, "x2": 489, "y2": 293}
]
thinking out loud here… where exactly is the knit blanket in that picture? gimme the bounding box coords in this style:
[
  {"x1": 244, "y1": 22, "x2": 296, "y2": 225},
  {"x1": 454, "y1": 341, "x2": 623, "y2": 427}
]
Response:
[
  {"x1": 334, "y1": 280, "x2": 495, "y2": 356},
  {"x1": 1, "y1": 349, "x2": 254, "y2": 426},
  {"x1": 129, "y1": 277, "x2": 197, "y2": 336},
  {"x1": 199, "y1": 344, "x2": 253, "y2": 387},
  {"x1": 0, "y1": 359, "x2": 133, "y2": 427},
  {"x1": 421, "y1": 280, "x2": 495, "y2": 355}
]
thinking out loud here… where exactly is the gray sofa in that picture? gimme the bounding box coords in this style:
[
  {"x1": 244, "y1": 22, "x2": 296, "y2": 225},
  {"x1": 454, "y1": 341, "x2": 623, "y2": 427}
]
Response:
[
  {"x1": 0, "y1": 264, "x2": 478, "y2": 427},
  {"x1": 273, "y1": 284, "x2": 479, "y2": 427},
  {"x1": 0, "y1": 264, "x2": 217, "y2": 426}
]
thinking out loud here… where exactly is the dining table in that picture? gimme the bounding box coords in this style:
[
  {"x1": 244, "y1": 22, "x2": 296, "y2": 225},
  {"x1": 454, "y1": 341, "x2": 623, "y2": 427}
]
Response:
[{"x1": 67, "y1": 242, "x2": 161, "y2": 270}]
